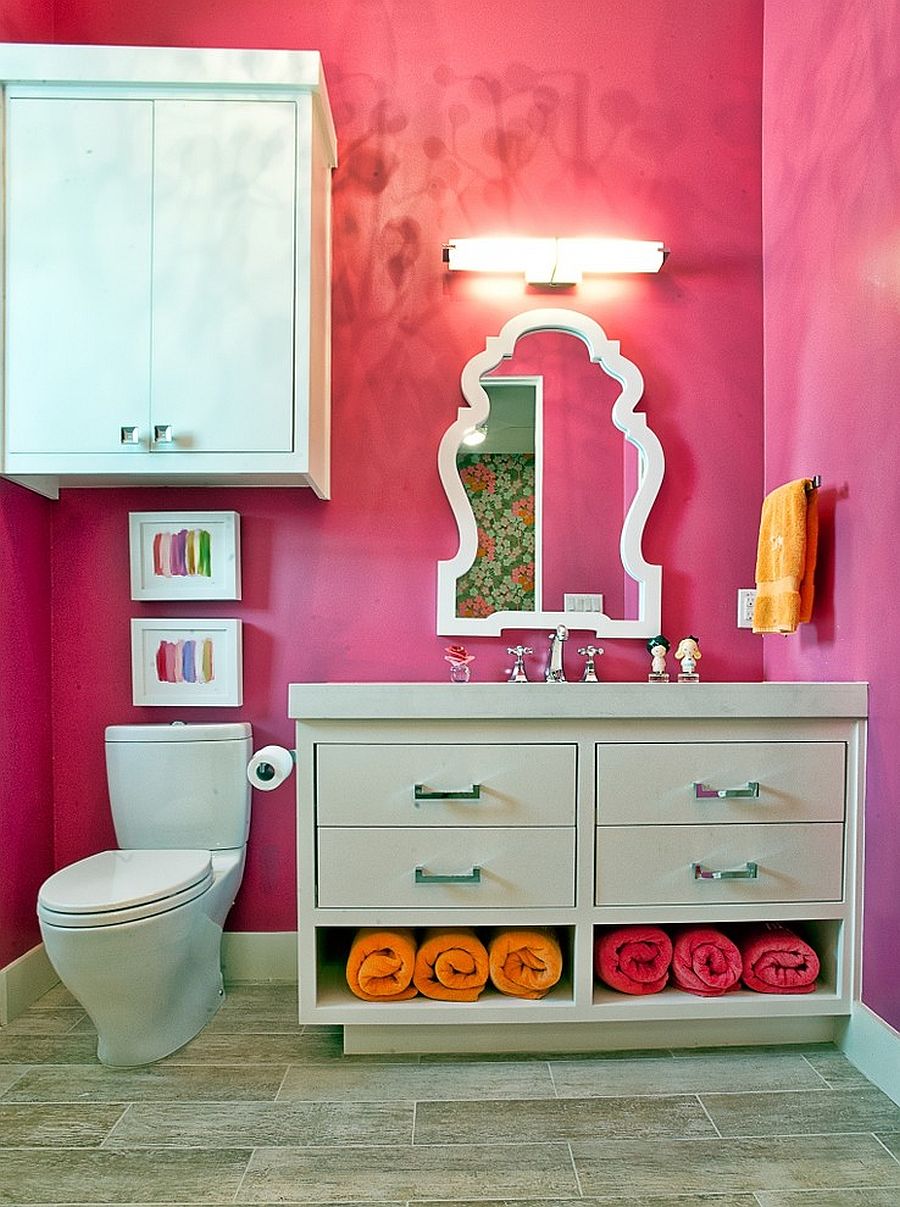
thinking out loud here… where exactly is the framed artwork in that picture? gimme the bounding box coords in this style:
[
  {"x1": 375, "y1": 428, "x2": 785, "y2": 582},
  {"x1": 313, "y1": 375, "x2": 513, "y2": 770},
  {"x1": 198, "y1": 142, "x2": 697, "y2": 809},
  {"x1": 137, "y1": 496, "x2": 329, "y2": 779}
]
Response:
[
  {"x1": 129, "y1": 511, "x2": 241, "y2": 600},
  {"x1": 131, "y1": 618, "x2": 243, "y2": 707}
]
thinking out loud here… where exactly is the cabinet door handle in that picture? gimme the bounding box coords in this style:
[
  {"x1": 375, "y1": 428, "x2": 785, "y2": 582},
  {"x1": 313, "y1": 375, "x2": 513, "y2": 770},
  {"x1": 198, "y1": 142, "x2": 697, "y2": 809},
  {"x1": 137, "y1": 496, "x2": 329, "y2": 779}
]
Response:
[
  {"x1": 415, "y1": 865, "x2": 482, "y2": 885},
  {"x1": 120, "y1": 425, "x2": 140, "y2": 445},
  {"x1": 153, "y1": 424, "x2": 174, "y2": 444},
  {"x1": 414, "y1": 784, "x2": 481, "y2": 801},
  {"x1": 693, "y1": 781, "x2": 760, "y2": 799},
  {"x1": 692, "y1": 860, "x2": 759, "y2": 881}
]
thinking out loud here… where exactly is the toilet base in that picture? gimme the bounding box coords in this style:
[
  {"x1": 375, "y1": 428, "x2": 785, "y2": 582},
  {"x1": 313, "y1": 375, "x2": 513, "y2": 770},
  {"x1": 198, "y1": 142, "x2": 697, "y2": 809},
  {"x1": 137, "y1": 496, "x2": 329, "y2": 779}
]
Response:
[{"x1": 41, "y1": 895, "x2": 230, "y2": 1067}]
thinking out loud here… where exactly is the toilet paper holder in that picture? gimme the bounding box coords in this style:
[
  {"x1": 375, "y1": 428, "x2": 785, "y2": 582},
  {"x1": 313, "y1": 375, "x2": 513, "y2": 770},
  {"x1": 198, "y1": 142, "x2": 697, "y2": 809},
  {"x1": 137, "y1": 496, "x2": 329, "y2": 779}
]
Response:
[{"x1": 247, "y1": 745, "x2": 297, "y2": 790}]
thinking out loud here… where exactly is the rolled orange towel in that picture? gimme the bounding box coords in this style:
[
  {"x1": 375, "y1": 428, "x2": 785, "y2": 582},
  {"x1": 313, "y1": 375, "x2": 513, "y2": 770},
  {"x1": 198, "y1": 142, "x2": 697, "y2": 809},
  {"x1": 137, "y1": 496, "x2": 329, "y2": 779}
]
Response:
[
  {"x1": 346, "y1": 928, "x2": 418, "y2": 1001},
  {"x1": 739, "y1": 924, "x2": 819, "y2": 994},
  {"x1": 489, "y1": 928, "x2": 563, "y2": 999},
  {"x1": 595, "y1": 925, "x2": 672, "y2": 995},
  {"x1": 413, "y1": 928, "x2": 489, "y2": 1001},
  {"x1": 672, "y1": 926, "x2": 742, "y2": 997}
]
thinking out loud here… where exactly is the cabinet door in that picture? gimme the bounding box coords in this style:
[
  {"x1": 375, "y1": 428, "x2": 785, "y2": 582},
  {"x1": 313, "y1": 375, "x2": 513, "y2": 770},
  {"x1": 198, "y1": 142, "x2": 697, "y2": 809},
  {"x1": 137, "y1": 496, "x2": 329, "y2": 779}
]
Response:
[
  {"x1": 151, "y1": 100, "x2": 297, "y2": 453},
  {"x1": 6, "y1": 97, "x2": 153, "y2": 453}
]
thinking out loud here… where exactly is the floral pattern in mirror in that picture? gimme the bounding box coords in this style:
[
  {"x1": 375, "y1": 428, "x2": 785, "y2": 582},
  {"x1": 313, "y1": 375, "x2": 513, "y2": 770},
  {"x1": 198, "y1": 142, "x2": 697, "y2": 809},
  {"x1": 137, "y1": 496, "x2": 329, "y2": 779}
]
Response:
[{"x1": 456, "y1": 453, "x2": 536, "y2": 616}]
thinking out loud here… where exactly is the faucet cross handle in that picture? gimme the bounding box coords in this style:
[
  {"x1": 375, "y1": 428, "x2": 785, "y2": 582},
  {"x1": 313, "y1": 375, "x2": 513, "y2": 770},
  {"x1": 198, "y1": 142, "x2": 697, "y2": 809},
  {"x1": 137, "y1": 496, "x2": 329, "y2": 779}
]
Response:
[
  {"x1": 578, "y1": 644, "x2": 604, "y2": 683},
  {"x1": 505, "y1": 645, "x2": 533, "y2": 683}
]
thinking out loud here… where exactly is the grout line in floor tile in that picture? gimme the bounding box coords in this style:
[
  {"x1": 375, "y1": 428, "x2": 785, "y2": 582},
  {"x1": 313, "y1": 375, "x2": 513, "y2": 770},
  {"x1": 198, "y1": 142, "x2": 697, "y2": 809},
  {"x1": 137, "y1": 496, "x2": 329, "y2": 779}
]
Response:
[
  {"x1": 565, "y1": 1139, "x2": 585, "y2": 1198},
  {"x1": 546, "y1": 1060, "x2": 560, "y2": 1099},
  {"x1": 799, "y1": 1050, "x2": 835, "y2": 1088},
  {"x1": 228, "y1": 1144, "x2": 256, "y2": 1204},
  {"x1": 272, "y1": 1064, "x2": 291, "y2": 1101},
  {"x1": 699, "y1": 1092, "x2": 725, "y2": 1140},
  {"x1": 873, "y1": 1130, "x2": 900, "y2": 1167},
  {"x1": 96, "y1": 1101, "x2": 133, "y2": 1147}
]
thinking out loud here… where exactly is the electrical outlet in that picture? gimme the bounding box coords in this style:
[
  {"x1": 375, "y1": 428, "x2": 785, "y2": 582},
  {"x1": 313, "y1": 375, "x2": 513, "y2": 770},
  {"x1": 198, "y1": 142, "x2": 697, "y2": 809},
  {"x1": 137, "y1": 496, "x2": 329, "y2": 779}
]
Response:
[{"x1": 737, "y1": 588, "x2": 757, "y2": 629}]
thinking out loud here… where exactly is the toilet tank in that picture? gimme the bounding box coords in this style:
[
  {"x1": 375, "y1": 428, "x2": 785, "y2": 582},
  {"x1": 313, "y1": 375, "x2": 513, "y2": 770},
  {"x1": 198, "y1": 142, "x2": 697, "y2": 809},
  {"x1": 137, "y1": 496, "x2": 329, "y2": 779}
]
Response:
[{"x1": 105, "y1": 722, "x2": 252, "y2": 851}]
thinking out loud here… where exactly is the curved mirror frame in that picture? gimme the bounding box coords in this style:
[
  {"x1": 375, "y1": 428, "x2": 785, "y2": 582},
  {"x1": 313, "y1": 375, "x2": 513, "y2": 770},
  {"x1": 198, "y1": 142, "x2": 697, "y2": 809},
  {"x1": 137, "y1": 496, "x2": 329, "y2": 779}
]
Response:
[{"x1": 437, "y1": 308, "x2": 664, "y2": 637}]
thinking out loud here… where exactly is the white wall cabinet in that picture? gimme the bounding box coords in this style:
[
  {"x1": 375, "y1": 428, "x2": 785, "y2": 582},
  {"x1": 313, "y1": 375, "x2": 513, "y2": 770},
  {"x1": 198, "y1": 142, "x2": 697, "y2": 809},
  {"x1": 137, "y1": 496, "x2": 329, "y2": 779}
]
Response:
[
  {"x1": 290, "y1": 682, "x2": 866, "y2": 1055},
  {"x1": 0, "y1": 45, "x2": 336, "y2": 498}
]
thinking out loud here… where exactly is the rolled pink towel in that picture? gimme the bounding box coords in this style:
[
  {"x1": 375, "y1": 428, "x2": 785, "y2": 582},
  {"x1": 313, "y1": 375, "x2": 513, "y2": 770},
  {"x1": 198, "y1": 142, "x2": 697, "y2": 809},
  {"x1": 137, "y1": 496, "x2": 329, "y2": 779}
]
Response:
[
  {"x1": 739, "y1": 924, "x2": 819, "y2": 994},
  {"x1": 672, "y1": 926, "x2": 742, "y2": 997},
  {"x1": 595, "y1": 925, "x2": 672, "y2": 995}
]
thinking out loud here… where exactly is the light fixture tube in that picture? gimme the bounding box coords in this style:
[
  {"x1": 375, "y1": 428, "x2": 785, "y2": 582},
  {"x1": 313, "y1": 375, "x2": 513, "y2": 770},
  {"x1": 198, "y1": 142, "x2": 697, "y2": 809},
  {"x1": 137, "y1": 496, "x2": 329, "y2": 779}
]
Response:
[
  {"x1": 461, "y1": 425, "x2": 487, "y2": 447},
  {"x1": 444, "y1": 237, "x2": 667, "y2": 283}
]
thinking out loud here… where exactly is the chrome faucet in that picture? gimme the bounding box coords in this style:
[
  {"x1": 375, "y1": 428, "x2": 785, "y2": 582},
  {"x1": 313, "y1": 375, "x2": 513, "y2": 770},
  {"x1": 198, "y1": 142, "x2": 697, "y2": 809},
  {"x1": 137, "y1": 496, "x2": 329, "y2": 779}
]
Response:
[{"x1": 545, "y1": 625, "x2": 569, "y2": 682}]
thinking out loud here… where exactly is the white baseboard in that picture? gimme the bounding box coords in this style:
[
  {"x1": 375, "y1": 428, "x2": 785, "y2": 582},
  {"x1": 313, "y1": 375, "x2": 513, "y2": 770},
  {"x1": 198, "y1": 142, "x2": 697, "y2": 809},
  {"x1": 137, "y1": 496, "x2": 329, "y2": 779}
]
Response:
[
  {"x1": 221, "y1": 931, "x2": 297, "y2": 984},
  {"x1": 837, "y1": 1002, "x2": 900, "y2": 1107},
  {"x1": 0, "y1": 945, "x2": 59, "y2": 1025}
]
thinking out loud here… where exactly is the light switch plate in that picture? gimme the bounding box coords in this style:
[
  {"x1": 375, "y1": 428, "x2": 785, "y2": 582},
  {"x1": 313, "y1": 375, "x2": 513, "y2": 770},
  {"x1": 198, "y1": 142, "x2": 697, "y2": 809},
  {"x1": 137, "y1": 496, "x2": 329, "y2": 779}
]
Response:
[{"x1": 564, "y1": 593, "x2": 604, "y2": 613}]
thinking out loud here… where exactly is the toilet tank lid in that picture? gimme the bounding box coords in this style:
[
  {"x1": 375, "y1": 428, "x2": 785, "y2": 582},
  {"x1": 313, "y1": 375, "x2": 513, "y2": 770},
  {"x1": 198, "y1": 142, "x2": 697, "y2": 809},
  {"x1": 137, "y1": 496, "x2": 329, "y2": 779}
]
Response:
[{"x1": 106, "y1": 722, "x2": 251, "y2": 743}]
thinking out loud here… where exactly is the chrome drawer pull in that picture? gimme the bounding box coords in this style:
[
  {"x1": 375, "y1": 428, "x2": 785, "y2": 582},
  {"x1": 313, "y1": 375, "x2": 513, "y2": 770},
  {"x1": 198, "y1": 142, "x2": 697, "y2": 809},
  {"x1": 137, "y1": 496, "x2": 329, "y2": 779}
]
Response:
[
  {"x1": 693, "y1": 781, "x2": 760, "y2": 799},
  {"x1": 692, "y1": 860, "x2": 759, "y2": 881},
  {"x1": 415, "y1": 865, "x2": 482, "y2": 885},
  {"x1": 414, "y1": 783, "x2": 481, "y2": 801},
  {"x1": 120, "y1": 425, "x2": 140, "y2": 445},
  {"x1": 153, "y1": 423, "x2": 174, "y2": 444}
]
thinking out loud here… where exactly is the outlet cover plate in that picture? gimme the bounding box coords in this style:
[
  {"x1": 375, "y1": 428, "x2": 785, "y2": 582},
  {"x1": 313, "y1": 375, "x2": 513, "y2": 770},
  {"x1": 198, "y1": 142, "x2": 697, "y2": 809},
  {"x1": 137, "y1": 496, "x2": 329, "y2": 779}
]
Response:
[{"x1": 737, "y1": 588, "x2": 757, "y2": 629}]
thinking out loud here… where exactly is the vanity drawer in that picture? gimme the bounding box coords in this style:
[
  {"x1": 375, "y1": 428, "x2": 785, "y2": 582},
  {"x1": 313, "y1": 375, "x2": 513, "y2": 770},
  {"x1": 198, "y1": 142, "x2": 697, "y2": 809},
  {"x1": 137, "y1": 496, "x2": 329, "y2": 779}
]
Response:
[
  {"x1": 316, "y1": 743, "x2": 576, "y2": 826},
  {"x1": 595, "y1": 742, "x2": 845, "y2": 825},
  {"x1": 318, "y1": 826, "x2": 575, "y2": 908},
  {"x1": 595, "y1": 823, "x2": 844, "y2": 906}
]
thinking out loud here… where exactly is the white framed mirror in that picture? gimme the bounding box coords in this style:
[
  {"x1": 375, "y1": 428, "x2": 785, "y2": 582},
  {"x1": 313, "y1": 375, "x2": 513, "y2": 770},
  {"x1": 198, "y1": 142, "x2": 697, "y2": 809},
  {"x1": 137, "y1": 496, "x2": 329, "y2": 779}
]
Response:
[{"x1": 437, "y1": 309, "x2": 664, "y2": 637}]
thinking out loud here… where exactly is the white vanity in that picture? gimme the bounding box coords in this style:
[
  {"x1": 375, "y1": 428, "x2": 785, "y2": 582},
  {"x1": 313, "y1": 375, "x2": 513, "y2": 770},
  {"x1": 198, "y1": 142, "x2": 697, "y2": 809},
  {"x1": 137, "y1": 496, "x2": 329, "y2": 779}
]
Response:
[{"x1": 290, "y1": 681, "x2": 866, "y2": 1054}]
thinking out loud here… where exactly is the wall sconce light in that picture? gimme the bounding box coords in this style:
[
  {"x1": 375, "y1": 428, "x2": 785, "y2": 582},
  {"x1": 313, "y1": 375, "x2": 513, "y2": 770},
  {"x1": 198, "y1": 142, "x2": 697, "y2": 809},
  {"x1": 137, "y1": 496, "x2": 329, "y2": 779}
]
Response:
[
  {"x1": 461, "y1": 423, "x2": 487, "y2": 447},
  {"x1": 442, "y1": 237, "x2": 668, "y2": 285}
]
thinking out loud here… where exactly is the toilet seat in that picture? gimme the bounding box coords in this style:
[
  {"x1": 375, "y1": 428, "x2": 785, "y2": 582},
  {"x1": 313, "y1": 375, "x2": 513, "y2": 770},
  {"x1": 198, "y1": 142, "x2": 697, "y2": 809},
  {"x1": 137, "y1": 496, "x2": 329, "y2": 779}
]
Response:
[{"x1": 38, "y1": 850, "x2": 214, "y2": 929}]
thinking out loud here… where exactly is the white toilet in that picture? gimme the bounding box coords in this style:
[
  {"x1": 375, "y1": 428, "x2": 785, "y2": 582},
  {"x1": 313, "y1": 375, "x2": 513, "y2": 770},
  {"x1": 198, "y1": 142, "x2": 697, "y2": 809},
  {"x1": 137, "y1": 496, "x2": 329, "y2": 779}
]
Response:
[{"x1": 37, "y1": 721, "x2": 252, "y2": 1067}]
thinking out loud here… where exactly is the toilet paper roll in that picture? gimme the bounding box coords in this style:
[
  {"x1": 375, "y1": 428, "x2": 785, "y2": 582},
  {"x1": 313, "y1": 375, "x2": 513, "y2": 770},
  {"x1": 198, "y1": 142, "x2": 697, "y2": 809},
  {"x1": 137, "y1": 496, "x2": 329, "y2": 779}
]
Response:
[{"x1": 247, "y1": 745, "x2": 296, "y2": 790}]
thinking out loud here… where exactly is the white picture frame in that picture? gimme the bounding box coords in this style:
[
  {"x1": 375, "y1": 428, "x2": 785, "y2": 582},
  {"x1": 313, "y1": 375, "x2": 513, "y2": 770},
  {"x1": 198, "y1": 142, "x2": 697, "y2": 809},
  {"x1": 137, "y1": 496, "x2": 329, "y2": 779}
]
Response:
[
  {"x1": 128, "y1": 511, "x2": 241, "y2": 600},
  {"x1": 131, "y1": 618, "x2": 243, "y2": 707}
]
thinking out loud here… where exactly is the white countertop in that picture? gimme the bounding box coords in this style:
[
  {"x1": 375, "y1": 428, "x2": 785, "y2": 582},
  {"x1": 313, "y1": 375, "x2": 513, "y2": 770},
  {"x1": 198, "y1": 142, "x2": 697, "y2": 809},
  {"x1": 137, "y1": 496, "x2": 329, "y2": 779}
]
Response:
[{"x1": 288, "y1": 681, "x2": 868, "y2": 721}]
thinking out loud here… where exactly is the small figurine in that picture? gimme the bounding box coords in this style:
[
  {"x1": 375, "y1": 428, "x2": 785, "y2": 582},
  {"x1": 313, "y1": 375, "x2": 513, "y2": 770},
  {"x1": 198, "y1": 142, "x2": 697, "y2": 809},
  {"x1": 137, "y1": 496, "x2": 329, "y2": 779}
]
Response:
[
  {"x1": 646, "y1": 634, "x2": 670, "y2": 683},
  {"x1": 674, "y1": 635, "x2": 702, "y2": 683},
  {"x1": 444, "y1": 644, "x2": 474, "y2": 683},
  {"x1": 578, "y1": 644, "x2": 604, "y2": 682},
  {"x1": 506, "y1": 645, "x2": 533, "y2": 683}
]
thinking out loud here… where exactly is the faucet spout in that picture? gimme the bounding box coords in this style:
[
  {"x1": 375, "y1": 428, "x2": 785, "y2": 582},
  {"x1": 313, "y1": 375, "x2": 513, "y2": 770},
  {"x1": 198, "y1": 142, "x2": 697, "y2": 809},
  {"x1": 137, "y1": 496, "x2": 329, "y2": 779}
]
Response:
[{"x1": 545, "y1": 625, "x2": 569, "y2": 682}]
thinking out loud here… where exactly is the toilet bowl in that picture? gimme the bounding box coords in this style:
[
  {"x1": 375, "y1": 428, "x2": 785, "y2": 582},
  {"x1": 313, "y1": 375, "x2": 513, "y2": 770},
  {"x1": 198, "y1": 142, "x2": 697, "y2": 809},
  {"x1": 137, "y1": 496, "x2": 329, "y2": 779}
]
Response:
[{"x1": 37, "y1": 723, "x2": 252, "y2": 1067}]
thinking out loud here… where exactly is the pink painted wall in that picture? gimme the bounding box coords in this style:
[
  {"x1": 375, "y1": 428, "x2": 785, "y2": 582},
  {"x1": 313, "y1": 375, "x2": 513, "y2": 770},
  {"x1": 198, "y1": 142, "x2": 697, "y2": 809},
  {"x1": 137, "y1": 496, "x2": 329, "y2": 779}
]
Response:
[
  {"x1": 18, "y1": 1, "x2": 764, "y2": 936},
  {"x1": 0, "y1": 2, "x2": 55, "y2": 969},
  {"x1": 0, "y1": 482, "x2": 54, "y2": 966},
  {"x1": 1, "y1": 0, "x2": 52, "y2": 42},
  {"x1": 762, "y1": 0, "x2": 900, "y2": 1029}
]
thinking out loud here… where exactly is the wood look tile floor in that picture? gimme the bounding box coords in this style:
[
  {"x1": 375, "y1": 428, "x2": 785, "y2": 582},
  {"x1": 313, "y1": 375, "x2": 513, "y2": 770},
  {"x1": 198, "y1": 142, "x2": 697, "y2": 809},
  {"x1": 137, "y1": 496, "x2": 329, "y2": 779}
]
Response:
[{"x1": 1, "y1": 984, "x2": 899, "y2": 1206}]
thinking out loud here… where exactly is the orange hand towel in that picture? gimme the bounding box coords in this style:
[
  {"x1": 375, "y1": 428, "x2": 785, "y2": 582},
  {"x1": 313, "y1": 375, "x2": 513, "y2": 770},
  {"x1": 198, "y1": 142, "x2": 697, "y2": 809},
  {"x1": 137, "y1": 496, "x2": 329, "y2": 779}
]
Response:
[
  {"x1": 346, "y1": 928, "x2": 418, "y2": 1001},
  {"x1": 413, "y1": 928, "x2": 489, "y2": 1001},
  {"x1": 752, "y1": 478, "x2": 819, "y2": 634},
  {"x1": 488, "y1": 928, "x2": 563, "y2": 1000}
]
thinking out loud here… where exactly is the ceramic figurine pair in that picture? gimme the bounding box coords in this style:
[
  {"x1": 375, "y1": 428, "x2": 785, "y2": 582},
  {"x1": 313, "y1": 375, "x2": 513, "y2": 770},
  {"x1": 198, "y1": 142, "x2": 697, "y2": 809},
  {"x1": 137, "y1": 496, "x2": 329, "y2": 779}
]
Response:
[{"x1": 647, "y1": 634, "x2": 702, "y2": 683}]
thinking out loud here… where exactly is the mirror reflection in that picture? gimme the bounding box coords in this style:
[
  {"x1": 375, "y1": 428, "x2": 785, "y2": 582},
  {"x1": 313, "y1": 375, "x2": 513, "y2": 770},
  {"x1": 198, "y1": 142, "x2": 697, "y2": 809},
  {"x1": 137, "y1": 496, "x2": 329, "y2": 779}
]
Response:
[
  {"x1": 455, "y1": 330, "x2": 637, "y2": 623},
  {"x1": 437, "y1": 309, "x2": 664, "y2": 639}
]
